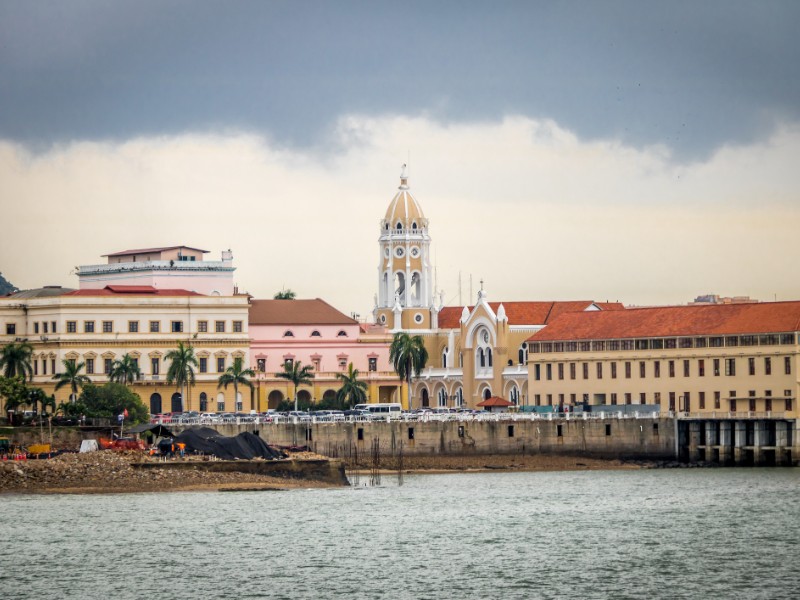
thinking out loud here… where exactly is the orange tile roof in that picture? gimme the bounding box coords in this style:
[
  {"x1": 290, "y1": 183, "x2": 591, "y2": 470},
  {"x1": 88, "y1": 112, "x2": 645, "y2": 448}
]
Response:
[
  {"x1": 66, "y1": 286, "x2": 202, "y2": 296},
  {"x1": 529, "y1": 301, "x2": 800, "y2": 342},
  {"x1": 477, "y1": 396, "x2": 514, "y2": 407},
  {"x1": 438, "y1": 301, "x2": 623, "y2": 329},
  {"x1": 249, "y1": 298, "x2": 357, "y2": 326}
]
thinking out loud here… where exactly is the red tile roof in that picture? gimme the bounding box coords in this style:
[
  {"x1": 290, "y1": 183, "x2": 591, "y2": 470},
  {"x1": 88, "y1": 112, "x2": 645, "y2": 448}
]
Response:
[
  {"x1": 65, "y1": 285, "x2": 202, "y2": 296},
  {"x1": 249, "y1": 298, "x2": 358, "y2": 326},
  {"x1": 529, "y1": 301, "x2": 800, "y2": 342},
  {"x1": 102, "y1": 246, "x2": 209, "y2": 257},
  {"x1": 477, "y1": 396, "x2": 514, "y2": 407},
  {"x1": 438, "y1": 301, "x2": 624, "y2": 329}
]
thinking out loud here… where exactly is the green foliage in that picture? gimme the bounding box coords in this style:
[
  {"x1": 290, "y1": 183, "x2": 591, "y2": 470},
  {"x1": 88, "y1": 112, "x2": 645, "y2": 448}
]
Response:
[
  {"x1": 52, "y1": 359, "x2": 91, "y2": 400},
  {"x1": 335, "y1": 363, "x2": 368, "y2": 408},
  {"x1": 165, "y1": 342, "x2": 198, "y2": 412},
  {"x1": 275, "y1": 360, "x2": 315, "y2": 412},
  {"x1": 0, "y1": 375, "x2": 30, "y2": 412},
  {"x1": 273, "y1": 289, "x2": 296, "y2": 300},
  {"x1": 77, "y1": 383, "x2": 149, "y2": 424},
  {"x1": 0, "y1": 342, "x2": 34, "y2": 381},
  {"x1": 108, "y1": 353, "x2": 143, "y2": 386},
  {"x1": 0, "y1": 272, "x2": 18, "y2": 296},
  {"x1": 389, "y1": 332, "x2": 429, "y2": 409}
]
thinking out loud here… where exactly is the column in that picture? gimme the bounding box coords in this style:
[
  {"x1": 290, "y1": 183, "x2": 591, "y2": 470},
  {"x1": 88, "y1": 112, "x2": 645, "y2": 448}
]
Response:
[
  {"x1": 775, "y1": 421, "x2": 791, "y2": 465},
  {"x1": 688, "y1": 421, "x2": 701, "y2": 462},
  {"x1": 734, "y1": 421, "x2": 747, "y2": 464},
  {"x1": 753, "y1": 420, "x2": 766, "y2": 465},
  {"x1": 719, "y1": 421, "x2": 733, "y2": 464}
]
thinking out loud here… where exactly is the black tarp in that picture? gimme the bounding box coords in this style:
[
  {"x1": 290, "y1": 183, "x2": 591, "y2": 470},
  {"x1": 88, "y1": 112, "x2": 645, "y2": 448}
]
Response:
[
  {"x1": 126, "y1": 424, "x2": 175, "y2": 438},
  {"x1": 172, "y1": 427, "x2": 286, "y2": 460}
]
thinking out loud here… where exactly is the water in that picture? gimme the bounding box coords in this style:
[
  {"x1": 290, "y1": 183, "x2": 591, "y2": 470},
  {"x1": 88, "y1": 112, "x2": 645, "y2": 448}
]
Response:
[{"x1": 2, "y1": 469, "x2": 799, "y2": 599}]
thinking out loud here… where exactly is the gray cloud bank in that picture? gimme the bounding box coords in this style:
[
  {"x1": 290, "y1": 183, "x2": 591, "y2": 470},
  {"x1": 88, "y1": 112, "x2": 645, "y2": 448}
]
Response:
[{"x1": 1, "y1": 1, "x2": 799, "y2": 159}]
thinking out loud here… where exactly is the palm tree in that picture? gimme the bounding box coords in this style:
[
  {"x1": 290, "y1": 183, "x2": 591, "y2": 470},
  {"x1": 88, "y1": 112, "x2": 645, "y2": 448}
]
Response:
[
  {"x1": 217, "y1": 357, "x2": 255, "y2": 412},
  {"x1": 52, "y1": 359, "x2": 91, "y2": 402},
  {"x1": 389, "y1": 332, "x2": 429, "y2": 410},
  {"x1": 164, "y1": 342, "x2": 198, "y2": 413},
  {"x1": 42, "y1": 393, "x2": 56, "y2": 416},
  {"x1": 275, "y1": 360, "x2": 314, "y2": 412},
  {"x1": 335, "y1": 363, "x2": 368, "y2": 409},
  {"x1": 108, "y1": 353, "x2": 143, "y2": 386},
  {"x1": 273, "y1": 289, "x2": 296, "y2": 300},
  {"x1": 0, "y1": 341, "x2": 34, "y2": 381}
]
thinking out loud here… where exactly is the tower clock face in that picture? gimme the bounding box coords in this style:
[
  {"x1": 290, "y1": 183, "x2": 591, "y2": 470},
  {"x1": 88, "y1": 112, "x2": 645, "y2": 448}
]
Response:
[
  {"x1": 410, "y1": 246, "x2": 420, "y2": 258},
  {"x1": 395, "y1": 247, "x2": 405, "y2": 258}
]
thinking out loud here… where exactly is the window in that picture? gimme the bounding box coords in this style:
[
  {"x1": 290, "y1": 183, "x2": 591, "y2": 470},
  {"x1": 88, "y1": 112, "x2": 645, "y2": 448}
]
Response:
[
  {"x1": 639, "y1": 393, "x2": 646, "y2": 405},
  {"x1": 51, "y1": 359, "x2": 55, "y2": 373},
  {"x1": 610, "y1": 362, "x2": 617, "y2": 379},
  {"x1": 668, "y1": 361, "x2": 675, "y2": 378},
  {"x1": 42, "y1": 322, "x2": 48, "y2": 334},
  {"x1": 534, "y1": 394, "x2": 541, "y2": 406},
  {"x1": 197, "y1": 321, "x2": 208, "y2": 333},
  {"x1": 582, "y1": 363, "x2": 589, "y2": 379},
  {"x1": 546, "y1": 364, "x2": 552, "y2": 380},
  {"x1": 713, "y1": 359, "x2": 720, "y2": 376},
  {"x1": 102, "y1": 321, "x2": 113, "y2": 333},
  {"x1": 5, "y1": 324, "x2": 15, "y2": 335},
  {"x1": 786, "y1": 356, "x2": 792, "y2": 375},
  {"x1": 34, "y1": 359, "x2": 38, "y2": 375},
  {"x1": 725, "y1": 358, "x2": 736, "y2": 376},
  {"x1": 128, "y1": 321, "x2": 139, "y2": 333},
  {"x1": 567, "y1": 362, "x2": 575, "y2": 380},
  {"x1": 151, "y1": 358, "x2": 159, "y2": 376},
  {"x1": 714, "y1": 391, "x2": 720, "y2": 409},
  {"x1": 748, "y1": 357, "x2": 755, "y2": 376},
  {"x1": 199, "y1": 357, "x2": 208, "y2": 373},
  {"x1": 257, "y1": 358, "x2": 266, "y2": 372},
  {"x1": 765, "y1": 357, "x2": 771, "y2": 376},
  {"x1": 683, "y1": 360, "x2": 690, "y2": 377},
  {"x1": 84, "y1": 321, "x2": 95, "y2": 333},
  {"x1": 337, "y1": 330, "x2": 348, "y2": 337},
  {"x1": 215, "y1": 321, "x2": 225, "y2": 333},
  {"x1": 34, "y1": 322, "x2": 39, "y2": 334},
  {"x1": 698, "y1": 359, "x2": 705, "y2": 377},
  {"x1": 765, "y1": 390, "x2": 772, "y2": 413},
  {"x1": 217, "y1": 357, "x2": 225, "y2": 372},
  {"x1": 171, "y1": 321, "x2": 183, "y2": 333},
  {"x1": 624, "y1": 393, "x2": 631, "y2": 405},
  {"x1": 654, "y1": 392, "x2": 661, "y2": 405},
  {"x1": 51, "y1": 321, "x2": 57, "y2": 333},
  {"x1": 699, "y1": 391, "x2": 705, "y2": 410},
  {"x1": 68, "y1": 321, "x2": 77, "y2": 332},
  {"x1": 749, "y1": 391, "x2": 756, "y2": 412},
  {"x1": 150, "y1": 321, "x2": 160, "y2": 333},
  {"x1": 534, "y1": 364, "x2": 541, "y2": 381},
  {"x1": 558, "y1": 363, "x2": 564, "y2": 380},
  {"x1": 639, "y1": 361, "x2": 646, "y2": 378},
  {"x1": 654, "y1": 361, "x2": 661, "y2": 378},
  {"x1": 283, "y1": 330, "x2": 294, "y2": 337},
  {"x1": 596, "y1": 363, "x2": 603, "y2": 379},
  {"x1": 233, "y1": 321, "x2": 243, "y2": 333},
  {"x1": 104, "y1": 358, "x2": 112, "y2": 374},
  {"x1": 605, "y1": 424, "x2": 612, "y2": 436},
  {"x1": 311, "y1": 330, "x2": 321, "y2": 337},
  {"x1": 86, "y1": 358, "x2": 94, "y2": 374},
  {"x1": 368, "y1": 357, "x2": 377, "y2": 372},
  {"x1": 610, "y1": 393, "x2": 617, "y2": 405},
  {"x1": 786, "y1": 397, "x2": 793, "y2": 412},
  {"x1": 669, "y1": 392, "x2": 676, "y2": 411}
]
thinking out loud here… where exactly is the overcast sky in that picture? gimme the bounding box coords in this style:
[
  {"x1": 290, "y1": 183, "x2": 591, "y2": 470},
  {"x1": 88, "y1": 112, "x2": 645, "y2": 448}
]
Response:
[{"x1": 1, "y1": 1, "x2": 798, "y2": 317}]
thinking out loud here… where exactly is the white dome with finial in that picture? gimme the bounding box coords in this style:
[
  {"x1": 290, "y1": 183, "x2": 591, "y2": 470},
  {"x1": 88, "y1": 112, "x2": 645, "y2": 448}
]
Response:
[{"x1": 383, "y1": 164, "x2": 427, "y2": 229}]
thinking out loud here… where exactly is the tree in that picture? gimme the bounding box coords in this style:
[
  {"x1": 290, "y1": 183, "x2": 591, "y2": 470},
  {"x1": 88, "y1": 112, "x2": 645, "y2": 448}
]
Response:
[
  {"x1": 0, "y1": 375, "x2": 29, "y2": 417},
  {"x1": 217, "y1": 357, "x2": 255, "y2": 412},
  {"x1": 164, "y1": 342, "x2": 197, "y2": 412},
  {"x1": 78, "y1": 383, "x2": 149, "y2": 425},
  {"x1": 273, "y1": 289, "x2": 296, "y2": 300},
  {"x1": 389, "y1": 332, "x2": 429, "y2": 410},
  {"x1": 27, "y1": 387, "x2": 48, "y2": 415},
  {"x1": 275, "y1": 360, "x2": 314, "y2": 412},
  {"x1": 108, "y1": 353, "x2": 143, "y2": 386},
  {"x1": 52, "y1": 359, "x2": 91, "y2": 402},
  {"x1": 335, "y1": 363, "x2": 368, "y2": 409},
  {"x1": 0, "y1": 341, "x2": 33, "y2": 381}
]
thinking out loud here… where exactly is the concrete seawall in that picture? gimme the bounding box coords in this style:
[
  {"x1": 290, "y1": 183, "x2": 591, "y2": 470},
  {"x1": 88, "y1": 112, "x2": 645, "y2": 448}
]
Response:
[{"x1": 184, "y1": 418, "x2": 677, "y2": 461}]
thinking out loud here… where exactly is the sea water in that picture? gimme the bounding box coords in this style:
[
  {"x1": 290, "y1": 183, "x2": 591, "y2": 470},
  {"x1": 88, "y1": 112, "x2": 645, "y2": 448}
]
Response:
[{"x1": 1, "y1": 468, "x2": 799, "y2": 599}]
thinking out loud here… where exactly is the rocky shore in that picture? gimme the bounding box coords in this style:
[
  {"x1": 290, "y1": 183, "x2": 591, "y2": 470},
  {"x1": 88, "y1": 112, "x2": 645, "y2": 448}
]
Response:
[{"x1": 0, "y1": 450, "x2": 340, "y2": 494}]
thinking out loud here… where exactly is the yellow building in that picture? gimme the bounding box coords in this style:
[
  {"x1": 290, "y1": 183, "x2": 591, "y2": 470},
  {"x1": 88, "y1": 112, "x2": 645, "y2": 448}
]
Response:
[
  {"x1": 0, "y1": 285, "x2": 251, "y2": 414},
  {"x1": 526, "y1": 302, "x2": 799, "y2": 418}
]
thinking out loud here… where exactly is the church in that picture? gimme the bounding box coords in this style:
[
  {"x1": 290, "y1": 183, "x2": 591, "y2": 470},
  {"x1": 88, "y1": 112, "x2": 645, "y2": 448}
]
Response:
[{"x1": 372, "y1": 166, "x2": 624, "y2": 410}]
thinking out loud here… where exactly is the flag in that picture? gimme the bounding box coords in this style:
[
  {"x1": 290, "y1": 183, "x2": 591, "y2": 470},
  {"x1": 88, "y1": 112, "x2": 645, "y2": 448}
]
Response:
[{"x1": 123, "y1": 408, "x2": 129, "y2": 418}]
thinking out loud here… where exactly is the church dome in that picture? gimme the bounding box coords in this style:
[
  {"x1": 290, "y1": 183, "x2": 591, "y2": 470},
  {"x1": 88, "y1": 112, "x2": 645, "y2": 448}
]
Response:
[{"x1": 383, "y1": 164, "x2": 426, "y2": 229}]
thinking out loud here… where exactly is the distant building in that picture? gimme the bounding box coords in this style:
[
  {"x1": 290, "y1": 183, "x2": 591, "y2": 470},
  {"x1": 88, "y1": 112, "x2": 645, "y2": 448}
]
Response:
[
  {"x1": 690, "y1": 294, "x2": 758, "y2": 305},
  {"x1": 77, "y1": 245, "x2": 236, "y2": 296},
  {"x1": 527, "y1": 301, "x2": 799, "y2": 418}
]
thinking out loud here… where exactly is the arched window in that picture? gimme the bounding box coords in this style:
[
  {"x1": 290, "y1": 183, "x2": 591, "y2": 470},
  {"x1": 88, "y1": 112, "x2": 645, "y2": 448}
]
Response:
[
  {"x1": 311, "y1": 330, "x2": 321, "y2": 337},
  {"x1": 337, "y1": 330, "x2": 347, "y2": 337},
  {"x1": 283, "y1": 330, "x2": 294, "y2": 337},
  {"x1": 216, "y1": 392, "x2": 225, "y2": 413},
  {"x1": 459, "y1": 353, "x2": 463, "y2": 368},
  {"x1": 438, "y1": 388, "x2": 447, "y2": 407},
  {"x1": 483, "y1": 388, "x2": 492, "y2": 400},
  {"x1": 411, "y1": 221, "x2": 418, "y2": 230},
  {"x1": 509, "y1": 387, "x2": 520, "y2": 406},
  {"x1": 421, "y1": 388, "x2": 430, "y2": 407},
  {"x1": 487, "y1": 348, "x2": 493, "y2": 367},
  {"x1": 442, "y1": 347, "x2": 448, "y2": 369},
  {"x1": 518, "y1": 342, "x2": 528, "y2": 365},
  {"x1": 454, "y1": 387, "x2": 463, "y2": 407},
  {"x1": 396, "y1": 222, "x2": 403, "y2": 230},
  {"x1": 199, "y1": 392, "x2": 208, "y2": 412},
  {"x1": 149, "y1": 393, "x2": 162, "y2": 415},
  {"x1": 478, "y1": 348, "x2": 485, "y2": 368}
]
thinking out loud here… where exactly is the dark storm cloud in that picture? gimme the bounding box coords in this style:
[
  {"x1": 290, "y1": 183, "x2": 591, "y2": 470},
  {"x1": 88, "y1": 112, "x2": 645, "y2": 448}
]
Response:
[{"x1": 1, "y1": 0, "x2": 798, "y2": 159}]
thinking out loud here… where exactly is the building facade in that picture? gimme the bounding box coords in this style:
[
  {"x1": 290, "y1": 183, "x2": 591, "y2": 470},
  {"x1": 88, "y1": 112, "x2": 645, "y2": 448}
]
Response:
[{"x1": 526, "y1": 302, "x2": 800, "y2": 418}]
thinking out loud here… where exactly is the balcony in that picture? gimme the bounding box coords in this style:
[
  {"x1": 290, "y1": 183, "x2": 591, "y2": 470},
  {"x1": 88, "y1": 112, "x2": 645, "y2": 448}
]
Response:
[{"x1": 78, "y1": 260, "x2": 233, "y2": 275}]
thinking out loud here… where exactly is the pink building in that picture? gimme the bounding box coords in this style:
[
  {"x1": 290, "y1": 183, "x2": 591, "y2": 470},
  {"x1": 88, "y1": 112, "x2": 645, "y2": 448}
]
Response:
[{"x1": 248, "y1": 299, "x2": 398, "y2": 409}]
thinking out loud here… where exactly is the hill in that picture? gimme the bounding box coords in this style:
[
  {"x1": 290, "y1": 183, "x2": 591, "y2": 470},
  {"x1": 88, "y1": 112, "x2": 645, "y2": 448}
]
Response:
[{"x1": 0, "y1": 271, "x2": 18, "y2": 296}]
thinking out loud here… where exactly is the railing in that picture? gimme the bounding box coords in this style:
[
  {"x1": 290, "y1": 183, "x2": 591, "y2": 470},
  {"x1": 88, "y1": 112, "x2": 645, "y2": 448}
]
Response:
[
  {"x1": 79, "y1": 260, "x2": 232, "y2": 274},
  {"x1": 674, "y1": 411, "x2": 788, "y2": 420},
  {"x1": 150, "y1": 410, "x2": 665, "y2": 427}
]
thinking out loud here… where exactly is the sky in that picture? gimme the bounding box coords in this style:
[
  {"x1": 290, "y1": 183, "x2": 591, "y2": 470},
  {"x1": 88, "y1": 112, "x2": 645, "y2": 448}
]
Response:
[{"x1": 1, "y1": 0, "x2": 799, "y2": 318}]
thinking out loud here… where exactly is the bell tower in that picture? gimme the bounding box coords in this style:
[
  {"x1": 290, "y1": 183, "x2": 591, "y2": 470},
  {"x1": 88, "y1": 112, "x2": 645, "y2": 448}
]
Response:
[{"x1": 374, "y1": 165, "x2": 435, "y2": 330}]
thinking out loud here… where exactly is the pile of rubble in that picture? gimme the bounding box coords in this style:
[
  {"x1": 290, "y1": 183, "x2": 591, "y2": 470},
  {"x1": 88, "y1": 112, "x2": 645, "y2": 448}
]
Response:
[{"x1": 0, "y1": 450, "x2": 324, "y2": 493}]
